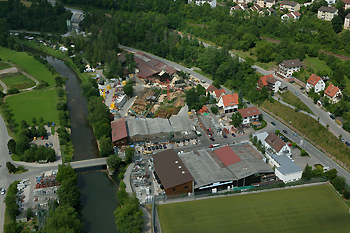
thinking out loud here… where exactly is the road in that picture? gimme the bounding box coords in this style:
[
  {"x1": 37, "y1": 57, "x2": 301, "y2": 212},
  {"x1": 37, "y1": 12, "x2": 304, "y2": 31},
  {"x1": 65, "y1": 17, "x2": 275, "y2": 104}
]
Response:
[{"x1": 119, "y1": 45, "x2": 350, "y2": 184}]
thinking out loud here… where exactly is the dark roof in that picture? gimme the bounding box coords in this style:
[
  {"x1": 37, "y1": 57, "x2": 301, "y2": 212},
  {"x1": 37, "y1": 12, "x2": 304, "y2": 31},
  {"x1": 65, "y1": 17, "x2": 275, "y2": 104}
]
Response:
[
  {"x1": 238, "y1": 106, "x2": 261, "y2": 118},
  {"x1": 206, "y1": 84, "x2": 218, "y2": 92},
  {"x1": 214, "y1": 146, "x2": 241, "y2": 167},
  {"x1": 280, "y1": 59, "x2": 303, "y2": 68},
  {"x1": 152, "y1": 149, "x2": 194, "y2": 189},
  {"x1": 266, "y1": 76, "x2": 278, "y2": 84},
  {"x1": 279, "y1": 0, "x2": 298, "y2": 6},
  {"x1": 343, "y1": 0, "x2": 350, "y2": 4},
  {"x1": 265, "y1": 0, "x2": 275, "y2": 2},
  {"x1": 346, "y1": 13, "x2": 350, "y2": 19},
  {"x1": 111, "y1": 118, "x2": 128, "y2": 142},
  {"x1": 318, "y1": 6, "x2": 337, "y2": 13},
  {"x1": 265, "y1": 133, "x2": 285, "y2": 153}
]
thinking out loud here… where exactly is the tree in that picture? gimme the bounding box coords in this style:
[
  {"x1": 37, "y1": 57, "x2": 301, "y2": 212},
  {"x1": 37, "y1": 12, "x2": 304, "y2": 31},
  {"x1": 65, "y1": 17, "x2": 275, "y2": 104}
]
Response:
[
  {"x1": 343, "y1": 190, "x2": 350, "y2": 199},
  {"x1": 185, "y1": 88, "x2": 199, "y2": 109},
  {"x1": 302, "y1": 164, "x2": 312, "y2": 180},
  {"x1": 325, "y1": 168, "x2": 338, "y2": 180},
  {"x1": 230, "y1": 112, "x2": 242, "y2": 127},
  {"x1": 4, "y1": 221, "x2": 22, "y2": 233},
  {"x1": 39, "y1": 116, "x2": 45, "y2": 124},
  {"x1": 275, "y1": 130, "x2": 280, "y2": 135},
  {"x1": 26, "y1": 208, "x2": 34, "y2": 220},
  {"x1": 6, "y1": 162, "x2": 17, "y2": 174},
  {"x1": 124, "y1": 53, "x2": 136, "y2": 73},
  {"x1": 196, "y1": 84, "x2": 206, "y2": 96},
  {"x1": 32, "y1": 117, "x2": 37, "y2": 125},
  {"x1": 210, "y1": 106, "x2": 218, "y2": 115},
  {"x1": 125, "y1": 147, "x2": 135, "y2": 164},
  {"x1": 331, "y1": 15, "x2": 343, "y2": 34},
  {"x1": 56, "y1": 163, "x2": 77, "y2": 184},
  {"x1": 123, "y1": 83, "x2": 134, "y2": 98},
  {"x1": 95, "y1": 122, "x2": 111, "y2": 140},
  {"x1": 43, "y1": 205, "x2": 84, "y2": 233},
  {"x1": 99, "y1": 136, "x2": 113, "y2": 157},
  {"x1": 57, "y1": 179, "x2": 81, "y2": 210},
  {"x1": 331, "y1": 176, "x2": 345, "y2": 192},
  {"x1": 212, "y1": 80, "x2": 221, "y2": 89},
  {"x1": 38, "y1": 124, "x2": 48, "y2": 137},
  {"x1": 7, "y1": 139, "x2": 16, "y2": 154},
  {"x1": 107, "y1": 154, "x2": 122, "y2": 171}
]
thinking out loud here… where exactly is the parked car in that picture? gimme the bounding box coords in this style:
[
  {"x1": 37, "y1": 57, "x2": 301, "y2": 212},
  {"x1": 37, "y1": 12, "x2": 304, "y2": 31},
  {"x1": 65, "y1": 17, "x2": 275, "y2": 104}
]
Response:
[
  {"x1": 159, "y1": 145, "x2": 163, "y2": 149},
  {"x1": 232, "y1": 133, "x2": 236, "y2": 137},
  {"x1": 155, "y1": 145, "x2": 159, "y2": 150},
  {"x1": 271, "y1": 122, "x2": 276, "y2": 126},
  {"x1": 148, "y1": 147, "x2": 151, "y2": 151},
  {"x1": 0, "y1": 188, "x2": 5, "y2": 195},
  {"x1": 223, "y1": 134, "x2": 227, "y2": 138},
  {"x1": 49, "y1": 142, "x2": 53, "y2": 147},
  {"x1": 151, "y1": 146, "x2": 155, "y2": 150},
  {"x1": 9, "y1": 151, "x2": 12, "y2": 155},
  {"x1": 341, "y1": 138, "x2": 345, "y2": 142},
  {"x1": 345, "y1": 141, "x2": 350, "y2": 147},
  {"x1": 210, "y1": 137, "x2": 215, "y2": 141},
  {"x1": 293, "y1": 133, "x2": 298, "y2": 137},
  {"x1": 283, "y1": 130, "x2": 288, "y2": 134},
  {"x1": 330, "y1": 115, "x2": 335, "y2": 120},
  {"x1": 45, "y1": 143, "x2": 49, "y2": 148},
  {"x1": 163, "y1": 145, "x2": 167, "y2": 149}
]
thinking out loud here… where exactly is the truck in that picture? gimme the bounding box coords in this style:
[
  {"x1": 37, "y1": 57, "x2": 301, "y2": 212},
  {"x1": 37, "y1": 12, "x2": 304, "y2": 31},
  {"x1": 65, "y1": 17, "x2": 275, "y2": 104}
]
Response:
[{"x1": 209, "y1": 144, "x2": 220, "y2": 148}]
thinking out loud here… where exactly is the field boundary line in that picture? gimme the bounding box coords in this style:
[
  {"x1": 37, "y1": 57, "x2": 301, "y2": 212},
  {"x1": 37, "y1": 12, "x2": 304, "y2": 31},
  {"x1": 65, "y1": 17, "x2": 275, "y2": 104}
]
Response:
[
  {"x1": 245, "y1": 197, "x2": 266, "y2": 233},
  {"x1": 326, "y1": 182, "x2": 349, "y2": 213}
]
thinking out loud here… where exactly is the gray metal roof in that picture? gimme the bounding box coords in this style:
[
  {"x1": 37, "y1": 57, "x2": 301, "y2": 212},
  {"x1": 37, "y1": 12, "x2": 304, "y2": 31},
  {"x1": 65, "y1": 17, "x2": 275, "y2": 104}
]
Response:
[
  {"x1": 146, "y1": 118, "x2": 172, "y2": 135},
  {"x1": 179, "y1": 150, "x2": 236, "y2": 189},
  {"x1": 271, "y1": 154, "x2": 302, "y2": 175},
  {"x1": 169, "y1": 115, "x2": 192, "y2": 132},
  {"x1": 126, "y1": 117, "x2": 149, "y2": 137}
]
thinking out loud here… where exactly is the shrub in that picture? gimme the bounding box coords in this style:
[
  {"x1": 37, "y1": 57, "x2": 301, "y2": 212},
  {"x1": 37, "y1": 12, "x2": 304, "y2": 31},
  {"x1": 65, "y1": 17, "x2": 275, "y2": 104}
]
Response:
[{"x1": 7, "y1": 88, "x2": 19, "y2": 95}]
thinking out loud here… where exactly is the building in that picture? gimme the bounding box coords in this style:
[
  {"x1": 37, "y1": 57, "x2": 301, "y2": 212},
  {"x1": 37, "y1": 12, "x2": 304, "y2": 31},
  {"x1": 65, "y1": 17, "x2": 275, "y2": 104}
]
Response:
[
  {"x1": 206, "y1": 84, "x2": 218, "y2": 95},
  {"x1": 188, "y1": 0, "x2": 217, "y2": 7},
  {"x1": 257, "y1": 74, "x2": 281, "y2": 93},
  {"x1": 324, "y1": 83, "x2": 342, "y2": 104},
  {"x1": 306, "y1": 74, "x2": 325, "y2": 93},
  {"x1": 343, "y1": 0, "x2": 350, "y2": 10},
  {"x1": 251, "y1": 4, "x2": 263, "y2": 12},
  {"x1": 233, "y1": 0, "x2": 254, "y2": 4},
  {"x1": 213, "y1": 89, "x2": 226, "y2": 100},
  {"x1": 230, "y1": 3, "x2": 249, "y2": 11},
  {"x1": 281, "y1": 11, "x2": 301, "y2": 20},
  {"x1": 257, "y1": 0, "x2": 276, "y2": 8},
  {"x1": 278, "y1": 59, "x2": 303, "y2": 77},
  {"x1": 325, "y1": 0, "x2": 336, "y2": 5},
  {"x1": 268, "y1": 154, "x2": 302, "y2": 183},
  {"x1": 217, "y1": 93, "x2": 239, "y2": 113},
  {"x1": 279, "y1": 1, "x2": 300, "y2": 12},
  {"x1": 152, "y1": 149, "x2": 194, "y2": 196},
  {"x1": 264, "y1": 132, "x2": 291, "y2": 158},
  {"x1": 238, "y1": 107, "x2": 261, "y2": 126},
  {"x1": 345, "y1": 13, "x2": 350, "y2": 29},
  {"x1": 111, "y1": 117, "x2": 128, "y2": 147},
  {"x1": 178, "y1": 143, "x2": 274, "y2": 193},
  {"x1": 318, "y1": 6, "x2": 338, "y2": 21}
]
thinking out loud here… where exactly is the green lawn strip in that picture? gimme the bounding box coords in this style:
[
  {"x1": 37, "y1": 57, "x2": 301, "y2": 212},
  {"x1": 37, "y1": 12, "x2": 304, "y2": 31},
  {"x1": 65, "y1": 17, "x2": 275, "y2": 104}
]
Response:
[
  {"x1": 0, "y1": 46, "x2": 55, "y2": 86},
  {"x1": 230, "y1": 49, "x2": 277, "y2": 70},
  {"x1": 6, "y1": 89, "x2": 59, "y2": 139},
  {"x1": 193, "y1": 70, "x2": 212, "y2": 80},
  {"x1": 1, "y1": 73, "x2": 35, "y2": 90},
  {"x1": 157, "y1": 184, "x2": 350, "y2": 233},
  {"x1": 279, "y1": 90, "x2": 313, "y2": 114},
  {"x1": 261, "y1": 100, "x2": 350, "y2": 167},
  {"x1": 11, "y1": 154, "x2": 21, "y2": 161},
  {"x1": 0, "y1": 62, "x2": 12, "y2": 70},
  {"x1": 303, "y1": 55, "x2": 332, "y2": 74}
]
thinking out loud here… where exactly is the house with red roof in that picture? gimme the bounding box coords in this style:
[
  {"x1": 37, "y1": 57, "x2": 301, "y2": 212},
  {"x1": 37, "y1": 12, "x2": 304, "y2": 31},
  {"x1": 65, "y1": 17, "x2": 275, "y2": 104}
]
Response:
[
  {"x1": 205, "y1": 84, "x2": 218, "y2": 96},
  {"x1": 111, "y1": 117, "x2": 128, "y2": 147},
  {"x1": 264, "y1": 132, "x2": 291, "y2": 157},
  {"x1": 324, "y1": 83, "x2": 342, "y2": 104},
  {"x1": 238, "y1": 107, "x2": 261, "y2": 126},
  {"x1": 213, "y1": 89, "x2": 226, "y2": 100},
  {"x1": 306, "y1": 74, "x2": 325, "y2": 93},
  {"x1": 257, "y1": 74, "x2": 281, "y2": 93},
  {"x1": 217, "y1": 93, "x2": 239, "y2": 113}
]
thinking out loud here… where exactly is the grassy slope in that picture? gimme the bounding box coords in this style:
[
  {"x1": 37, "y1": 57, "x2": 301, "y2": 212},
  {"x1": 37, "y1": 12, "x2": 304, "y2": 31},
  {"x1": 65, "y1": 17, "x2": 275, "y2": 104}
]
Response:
[
  {"x1": 261, "y1": 100, "x2": 350, "y2": 167},
  {"x1": 158, "y1": 184, "x2": 350, "y2": 233},
  {"x1": 0, "y1": 62, "x2": 12, "y2": 70},
  {"x1": 1, "y1": 73, "x2": 35, "y2": 89},
  {"x1": 6, "y1": 89, "x2": 59, "y2": 130},
  {"x1": 0, "y1": 46, "x2": 55, "y2": 85},
  {"x1": 279, "y1": 90, "x2": 312, "y2": 114}
]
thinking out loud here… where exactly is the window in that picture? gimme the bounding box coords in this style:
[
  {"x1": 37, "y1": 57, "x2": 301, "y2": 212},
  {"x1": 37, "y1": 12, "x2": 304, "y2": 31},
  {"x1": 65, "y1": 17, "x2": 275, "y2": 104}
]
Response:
[
  {"x1": 172, "y1": 188, "x2": 176, "y2": 191},
  {"x1": 185, "y1": 186, "x2": 188, "y2": 189}
]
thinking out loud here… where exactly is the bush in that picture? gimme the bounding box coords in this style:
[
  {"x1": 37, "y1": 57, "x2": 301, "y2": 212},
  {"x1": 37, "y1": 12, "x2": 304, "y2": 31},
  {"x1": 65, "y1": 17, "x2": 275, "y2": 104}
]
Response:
[
  {"x1": 7, "y1": 88, "x2": 19, "y2": 95},
  {"x1": 6, "y1": 162, "x2": 17, "y2": 174},
  {"x1": 343, "y1": 190, "x2": 350, "y2": 200}
]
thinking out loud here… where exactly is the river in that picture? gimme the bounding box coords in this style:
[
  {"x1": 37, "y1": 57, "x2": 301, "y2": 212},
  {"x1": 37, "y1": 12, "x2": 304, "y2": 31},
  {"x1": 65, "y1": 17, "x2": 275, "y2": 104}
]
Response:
[{"x1": 25, "y1": 46, "x2": 119, "y2": 233}]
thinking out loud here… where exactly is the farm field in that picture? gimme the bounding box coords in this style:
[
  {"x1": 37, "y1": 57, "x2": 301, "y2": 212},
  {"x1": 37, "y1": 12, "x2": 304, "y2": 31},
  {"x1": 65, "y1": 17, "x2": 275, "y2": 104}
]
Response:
[
  {"x1": 157, "y1": 184, "x2": 350, "y2": 233},
  {"x1": 6, "y1": 89, "x2": 59, "y2": 132},
  {"x1": 0, "y1": 46, "x2": 55, "y2": 86},
  {"x1": 1, "y1": 73, "x2": 35, "y2": 90}
]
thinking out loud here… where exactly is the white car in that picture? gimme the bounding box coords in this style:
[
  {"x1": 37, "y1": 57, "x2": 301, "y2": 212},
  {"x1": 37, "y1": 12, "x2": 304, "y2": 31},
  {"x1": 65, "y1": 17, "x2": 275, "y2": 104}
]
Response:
[{"x1": 0, "y1": 188, "x2": 5, "y2": 195}]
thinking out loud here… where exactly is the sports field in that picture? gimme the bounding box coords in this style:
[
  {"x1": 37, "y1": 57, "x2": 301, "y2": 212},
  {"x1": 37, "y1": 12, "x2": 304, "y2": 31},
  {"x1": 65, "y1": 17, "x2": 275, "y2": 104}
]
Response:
[{"x1": 157, "y1": 184, "x2": 350, "y2": 233}]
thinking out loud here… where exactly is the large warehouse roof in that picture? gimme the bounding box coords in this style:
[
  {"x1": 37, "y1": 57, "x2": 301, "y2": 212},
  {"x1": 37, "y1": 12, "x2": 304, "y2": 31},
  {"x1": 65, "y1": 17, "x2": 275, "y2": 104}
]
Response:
[
  {"x1": 152, "y1": 149, "x2": 194, "y2": 190},
  {"x1": 111, "y1": 117, "x2": 128, "y2": 142}
]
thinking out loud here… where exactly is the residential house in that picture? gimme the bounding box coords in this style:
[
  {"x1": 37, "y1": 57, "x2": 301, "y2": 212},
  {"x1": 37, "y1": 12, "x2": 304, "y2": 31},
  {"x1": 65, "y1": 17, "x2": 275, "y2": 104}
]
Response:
[
  {"x1": 257, "y1": 0, "x2": 276, "y2": 8},
  {"x1": 306, "y1": 74, "x2": 325, "y2": 93},
  {"x1": 231, "y1": 3, "x2": 249, "y2": 12},
  {"x1": 213, "y1": 89, "x2": 226, "y2": 100},
  {"x1": 206, "y1": 84, "x2": 218, "y2": 96},
  {"x1": 278, "y1": 59, "x2": 303, "y2": 77},
  {"x1": 233, "y1": 0, "x2": 254, "y2": 4},
  {"x1": 188, "y1": 0, "x2": 217, "y2": 7},
  {"x1": 279, "y1": 1, "x2": 300, "y2": 12},
  {"x1": 318, "y1": 6, "x2": 338, "y2": 21},
  {"x1": 238, "y1": 107, "x2": 261, "y2": 126},
  {"x1": 251, "y1": 4, "x2": 263, "y2": 12},
  {"x1": 343, "y1": 0, "x2": 350, "y2": 10},
  {"x1": 264, "y1": 132, "x2": 291, "y2": 158},
  {"x1": 257, "y1": 74, "x2": 281, "y2": 92},
  {"x1": 281, "y1": 11, "x2": 301, "y2": 20},
  {"x1": 345, "y1": 13, "x2": 350, "y2": 29},
  {"x1": 217, "y1": 93, "x2": 239, "y2": 113},
  {"x1": 267, "y1": 154, "x2": 302, "y2": 183},
  {"x1": 324, "y1": 83, "x2": 342, "y2": 104}
]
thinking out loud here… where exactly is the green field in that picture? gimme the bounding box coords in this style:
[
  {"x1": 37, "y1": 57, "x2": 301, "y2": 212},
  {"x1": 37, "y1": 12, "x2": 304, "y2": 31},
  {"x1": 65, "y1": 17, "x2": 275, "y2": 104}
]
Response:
[
  {"x1": 0, "y1": 62, "x2": 12, "y2": 71},
  {"x1": 0, "y1": 46, "x2": 55, "y2": 86},
  {"x1": 1, "y1": 73, "x2": 35, "y2": 90},
  {"x1": 157, "y1": 184, "x2": 350, "y2": 233},
  {"x1": 6, "y1": 89, "x2": 59, "y2": 130},
  {"x1": 280, "y1": 90, "x2": 312, "y2": 114}
]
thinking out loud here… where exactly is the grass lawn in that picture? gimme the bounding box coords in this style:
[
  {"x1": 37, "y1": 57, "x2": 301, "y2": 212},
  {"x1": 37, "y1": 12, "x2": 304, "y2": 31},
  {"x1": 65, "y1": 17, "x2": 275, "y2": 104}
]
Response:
[
  {"x1": 0, "y1": 46, "x2": 55, "y2": 86},
  {"x1": 279, "y1": 90, "x2": 313, "y2": 114},
  {"x1": 6, "y1": 89, "x2": 59, "y2": 135},
  {"x1": 157, "y1": 184, "x2": 350, "y2": 233},
  {"x1": 193, "y1": 69, "x2": 212, "y2": 80},
  {"x1": 230, "y1": 49, "x2": 277, "y2": 70},
  {"x1": 261, "y1": 100, "x2": 350, "y2": 167},
  {"x1": 1, "y1": 73, "x2": 35, "y2": 90},
  {"x1": 0, "y1": 62, "x2": 12, "y2": 71},
  {"x1": 303, "y1": 55, "x2": 332, "y2": 74}
]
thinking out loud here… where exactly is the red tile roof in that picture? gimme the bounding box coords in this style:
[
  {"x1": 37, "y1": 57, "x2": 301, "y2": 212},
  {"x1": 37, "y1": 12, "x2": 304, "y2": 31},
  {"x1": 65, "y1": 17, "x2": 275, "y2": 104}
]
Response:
[
  {"x1": 307, "y1": 74, "x2": 322, "y2": 87},
  {"x1": 111, "y1": 118, "x2": 128, "y2": 142},
  {"x1": 325, "y1": 83, "x2": 340, "y2": 98},
  {"x1": 214, "y1": 146, "x2": 241, "y2": 167},
  {"x1": 259, "y1": 74, "x2": 274, "y2": 86},
  {"x1": 238, "y1": 106, "x2": 261, "y2": 118},
  {"x1": 214, "y1": 89, "x2": 226, "y2": 99},
  {"x1": 293, "y1": 11, "x2": 301, "y2": 17},
  {"x1": 222, "y1": 93, "x2": 239, "y2": 107},
  {"x1": 206, "y1": 84, "x2": 218, "y2": 92},
  {"x1": 344, "y1": 0, "x2": 350, "y2": 4}
]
